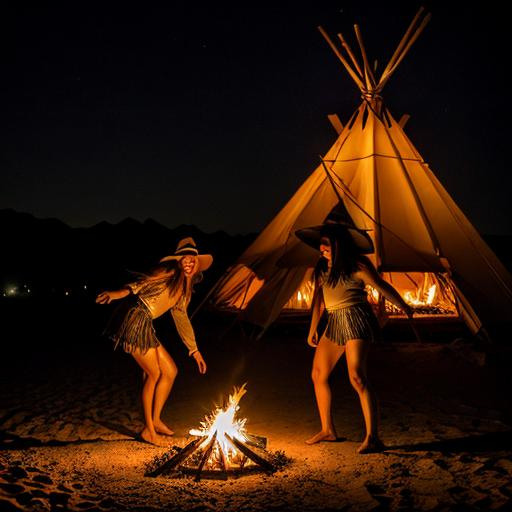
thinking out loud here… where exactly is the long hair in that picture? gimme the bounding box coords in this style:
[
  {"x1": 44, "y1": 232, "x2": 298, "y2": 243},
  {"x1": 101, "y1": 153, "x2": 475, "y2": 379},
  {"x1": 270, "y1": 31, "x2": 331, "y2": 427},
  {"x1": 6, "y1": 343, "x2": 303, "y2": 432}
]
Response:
[
  {"x1": 130, "y1": 259, "x2": 202, "y2": 301},
  {"x1": 314, "y1": 226, "x2": 362, "y2": 287}
]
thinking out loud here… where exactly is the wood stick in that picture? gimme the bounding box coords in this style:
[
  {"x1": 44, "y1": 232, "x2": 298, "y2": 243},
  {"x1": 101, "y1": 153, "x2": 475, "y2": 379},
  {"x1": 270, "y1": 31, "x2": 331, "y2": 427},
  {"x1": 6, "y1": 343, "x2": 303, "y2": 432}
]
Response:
[
  {"x1": 145, "y1": 437, "x2": 203, "y2": 477},
  {"x1": 379, "y1": 7, "x2": 425, "y2": 84},
  {"x1": 218, "y1": 442, "x2": 230, "y2": 473},
  {"x1": 224, "y1": 434, "x2": 275, "y2": 472},
  {"x1": 378, "y1": 13, "x2": 431, "y2": 91},
  {"x1": 194, "y1": 431, "x2": 218, "y2": 481},
  {"x1": 337, "y1": 32, "x2": 364, "y2": 78},
  {"x1": 318, "y1": 26, "x2": 365, "y2": 90},
  {"x1": 353, "y1": 25, "x2": 377, "y2": 90}
]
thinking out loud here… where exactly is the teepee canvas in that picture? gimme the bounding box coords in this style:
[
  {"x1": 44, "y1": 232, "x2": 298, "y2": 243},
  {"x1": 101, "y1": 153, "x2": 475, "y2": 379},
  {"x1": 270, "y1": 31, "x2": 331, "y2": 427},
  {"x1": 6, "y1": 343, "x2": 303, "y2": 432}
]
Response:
[{"x1": 204, "y1": 8, "x2": 512, "y2": 338}]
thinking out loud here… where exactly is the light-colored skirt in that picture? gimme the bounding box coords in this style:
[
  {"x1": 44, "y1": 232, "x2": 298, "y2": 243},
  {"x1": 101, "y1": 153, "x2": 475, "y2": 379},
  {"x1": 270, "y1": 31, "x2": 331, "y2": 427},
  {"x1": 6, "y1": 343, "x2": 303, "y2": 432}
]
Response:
[
  {"x1": 324, "y1": 302, "x2": 380, "y2": 345},
  {"x1": 104, "y1": 295, "x2": 160, "y2": 354}
]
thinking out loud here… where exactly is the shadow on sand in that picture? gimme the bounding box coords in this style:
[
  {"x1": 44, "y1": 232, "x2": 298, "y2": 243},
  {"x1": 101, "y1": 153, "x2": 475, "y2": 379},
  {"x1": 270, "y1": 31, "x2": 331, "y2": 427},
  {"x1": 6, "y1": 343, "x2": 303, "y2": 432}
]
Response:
[
  {"x1": 388, "y1": 429, "x2": 512, "y2": 454},
  {"x1": 0, "y1": 422, "x2": 139, "y2": 451}
]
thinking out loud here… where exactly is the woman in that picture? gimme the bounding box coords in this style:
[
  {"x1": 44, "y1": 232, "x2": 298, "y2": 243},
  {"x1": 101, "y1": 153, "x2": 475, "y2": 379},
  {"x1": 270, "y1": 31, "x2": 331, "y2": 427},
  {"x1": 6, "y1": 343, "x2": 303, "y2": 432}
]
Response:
[
  {"x1": 296, "y1": 222, "x2": 413, "y2": 453},
  {"x1": 96, "y1": 237, "x2": 211, "y2": 447}
]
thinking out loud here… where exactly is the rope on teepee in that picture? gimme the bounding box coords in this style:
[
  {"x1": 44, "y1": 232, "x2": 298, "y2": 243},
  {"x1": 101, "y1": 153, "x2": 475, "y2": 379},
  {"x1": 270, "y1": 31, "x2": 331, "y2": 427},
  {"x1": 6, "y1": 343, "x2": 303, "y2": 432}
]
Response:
[{"x1": 320, "y1": 157, "x2": 442, "y2": 273}]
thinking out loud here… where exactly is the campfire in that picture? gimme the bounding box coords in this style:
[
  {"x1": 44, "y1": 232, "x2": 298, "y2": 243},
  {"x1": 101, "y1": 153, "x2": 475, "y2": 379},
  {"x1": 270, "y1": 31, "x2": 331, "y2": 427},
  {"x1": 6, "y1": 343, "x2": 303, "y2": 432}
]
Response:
[{"x1": 145, "y1": 384, "x2": 282, "y2": 480}]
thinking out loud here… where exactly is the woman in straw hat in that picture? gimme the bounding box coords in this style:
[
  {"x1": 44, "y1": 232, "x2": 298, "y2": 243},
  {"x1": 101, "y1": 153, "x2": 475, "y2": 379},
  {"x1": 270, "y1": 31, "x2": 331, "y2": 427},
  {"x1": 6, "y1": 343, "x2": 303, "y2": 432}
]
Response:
[
  {"x1": 296, "y1": 222, "x2": 412, "y2": 453},
  {"x1": 96, "y1": 237, "x2": 212, "y2": 446}
]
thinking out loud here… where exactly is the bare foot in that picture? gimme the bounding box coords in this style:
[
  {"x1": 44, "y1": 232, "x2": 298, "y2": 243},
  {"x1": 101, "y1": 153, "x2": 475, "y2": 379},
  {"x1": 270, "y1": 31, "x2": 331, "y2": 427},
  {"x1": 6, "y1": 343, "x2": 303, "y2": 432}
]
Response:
[
  {"x1": 139, "y1": 428, "x2": 170, "y2": 447},
  {"x1": 153, "y1": 420, "x2": 174, "y2": 437},
  {"x1": 357, "y1": 437, "x2": 386, "y2": 454},
  {"x1": 305, "y1": 431, "x2": 337, "y2": 445}
]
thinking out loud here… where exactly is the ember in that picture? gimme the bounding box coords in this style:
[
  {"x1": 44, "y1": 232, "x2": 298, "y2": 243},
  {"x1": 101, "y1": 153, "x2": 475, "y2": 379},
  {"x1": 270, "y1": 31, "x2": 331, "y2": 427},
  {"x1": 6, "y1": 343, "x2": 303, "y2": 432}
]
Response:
[{"x1": 145, "y1": 384, "x2": 286, "y2": 480}]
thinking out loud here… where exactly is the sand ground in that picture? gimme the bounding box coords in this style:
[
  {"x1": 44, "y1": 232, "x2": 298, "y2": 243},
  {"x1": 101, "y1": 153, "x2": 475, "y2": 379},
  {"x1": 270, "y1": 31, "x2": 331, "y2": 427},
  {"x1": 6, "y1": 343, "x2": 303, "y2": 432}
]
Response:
[{"x1": 1, "y1": 306, "x2": 512, "y2": 511}]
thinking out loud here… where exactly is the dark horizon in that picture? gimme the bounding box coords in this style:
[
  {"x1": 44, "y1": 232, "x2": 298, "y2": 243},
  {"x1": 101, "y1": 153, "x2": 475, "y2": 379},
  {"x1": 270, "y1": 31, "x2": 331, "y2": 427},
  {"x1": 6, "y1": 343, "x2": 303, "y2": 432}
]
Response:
[{"x1": 2, "y1": 3, "x2": 511, "y2": 236}]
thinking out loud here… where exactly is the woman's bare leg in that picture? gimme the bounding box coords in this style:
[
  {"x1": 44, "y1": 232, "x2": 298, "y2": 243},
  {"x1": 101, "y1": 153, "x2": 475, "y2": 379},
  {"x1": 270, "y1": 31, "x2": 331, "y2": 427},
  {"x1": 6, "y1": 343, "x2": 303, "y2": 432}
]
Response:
[
  {"x1": 306, "y1": 336, "x2": 345, "y2": 444},
  {"x1": 345, "y1": 338, "x2": 384, "y2": 453},
  {"x1": 131, "y1": 348, "x2": 167, "y2": 446},
  {"x1": 152, "y1": 345, "x2": 178, "y2": 436}
]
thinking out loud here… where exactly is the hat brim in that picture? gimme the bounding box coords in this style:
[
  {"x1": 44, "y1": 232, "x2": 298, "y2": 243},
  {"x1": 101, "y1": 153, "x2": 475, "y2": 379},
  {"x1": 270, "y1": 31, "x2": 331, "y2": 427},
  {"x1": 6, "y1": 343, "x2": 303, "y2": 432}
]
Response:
[
  {"x1": 295, "y1": 224, "x2": 374, "y2": 254},
  {"x1": 160, "y1": 254, "x2": 213, "y2": 272}
]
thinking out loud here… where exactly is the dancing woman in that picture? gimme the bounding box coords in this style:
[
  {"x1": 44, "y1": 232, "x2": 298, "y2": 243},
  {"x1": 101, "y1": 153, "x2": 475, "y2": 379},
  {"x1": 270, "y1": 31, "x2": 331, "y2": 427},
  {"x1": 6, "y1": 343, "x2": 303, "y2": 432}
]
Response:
[
  {"x1": 96, "y1": 237, "x2": 212, "y2": 446},
  {"x1": 296, "y1": 223, "x2": 413, "y2": 453}
]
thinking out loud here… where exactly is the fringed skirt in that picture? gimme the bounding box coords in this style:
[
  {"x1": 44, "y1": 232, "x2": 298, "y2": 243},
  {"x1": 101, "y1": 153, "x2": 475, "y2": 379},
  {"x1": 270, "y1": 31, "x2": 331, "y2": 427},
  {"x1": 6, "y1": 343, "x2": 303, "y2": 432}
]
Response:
[
  {"x1": 103, "y1": 295, "x2": 160, "y2": 354},
  {"x1": 324, "y1": 302, "x2": 380, "y2": 345}
]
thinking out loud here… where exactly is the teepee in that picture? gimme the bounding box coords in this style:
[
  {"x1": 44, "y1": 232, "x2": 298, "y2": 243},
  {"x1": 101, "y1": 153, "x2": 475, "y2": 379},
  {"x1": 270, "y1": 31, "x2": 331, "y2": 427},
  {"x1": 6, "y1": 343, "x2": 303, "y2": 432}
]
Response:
[{"x1": 204, "y1": 8, "x2": 512, "y2": 338}]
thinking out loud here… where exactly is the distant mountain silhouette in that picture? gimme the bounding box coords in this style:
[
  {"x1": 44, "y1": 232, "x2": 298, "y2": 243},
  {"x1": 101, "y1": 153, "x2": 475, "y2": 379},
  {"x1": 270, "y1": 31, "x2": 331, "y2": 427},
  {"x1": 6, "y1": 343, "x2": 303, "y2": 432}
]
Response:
[
  {"x1": 0, "y1": 209, "x2": 256, "y2": 296},
  {"x1": 1, "y1": 208, "x2": 510, "y2": 302}
]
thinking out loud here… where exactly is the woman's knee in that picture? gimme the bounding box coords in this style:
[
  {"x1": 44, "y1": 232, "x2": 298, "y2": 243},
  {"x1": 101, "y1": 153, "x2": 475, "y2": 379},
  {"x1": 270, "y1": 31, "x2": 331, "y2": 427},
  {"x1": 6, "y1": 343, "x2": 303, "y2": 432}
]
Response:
[
  {"x1": 145, "y1": 367, "x2": 162, "y2": 382},
  {"x1": 162, "y1": 363, "x2": 178, "y2": 380},
  {"x1": 349, "y1": 370, "x2": 368, "y2": 393},
  {"x1": 311, "y1": 366, "x2": 329, "y2": 384},
  {"x1": 155, "y1": 346, "x2": 178, "y2": 380}
]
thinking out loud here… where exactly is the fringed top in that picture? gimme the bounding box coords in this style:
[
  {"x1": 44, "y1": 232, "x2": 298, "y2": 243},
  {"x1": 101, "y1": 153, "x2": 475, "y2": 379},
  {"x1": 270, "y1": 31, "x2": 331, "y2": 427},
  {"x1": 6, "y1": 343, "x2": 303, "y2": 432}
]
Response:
[{"x1": 127, "y1": 276, "x2": 198, "y2": 355}]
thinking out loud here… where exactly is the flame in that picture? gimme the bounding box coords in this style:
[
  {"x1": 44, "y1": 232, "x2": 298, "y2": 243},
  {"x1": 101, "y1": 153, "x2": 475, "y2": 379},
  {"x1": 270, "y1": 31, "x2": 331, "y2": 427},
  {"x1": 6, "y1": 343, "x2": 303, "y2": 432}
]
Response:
[
  {"x1": 426, "y1": 284, "x2": 436, "y2": 304},
  {"x1": 296, "y1": 290, "x2": 310, "y2": 304},
  {"x1": 189, "y1": 384, "x2": 249, "y2": 467},
  {"x1": 366, "y1": 273, "x2": 458, "y2": 316},
  {"x1": 404, "y1": 284, "x2": 437, "y2": 306},
  {"x1": 366, "y1": 286, "x2": 379, "y2": 303}
]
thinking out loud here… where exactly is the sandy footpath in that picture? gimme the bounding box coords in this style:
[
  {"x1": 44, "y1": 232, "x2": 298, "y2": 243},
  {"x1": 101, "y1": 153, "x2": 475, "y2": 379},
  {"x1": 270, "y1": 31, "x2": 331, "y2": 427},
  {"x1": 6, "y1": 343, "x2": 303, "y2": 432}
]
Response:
[{"x1": 1, "y1": 316, "x2": 512, "y2": 511}]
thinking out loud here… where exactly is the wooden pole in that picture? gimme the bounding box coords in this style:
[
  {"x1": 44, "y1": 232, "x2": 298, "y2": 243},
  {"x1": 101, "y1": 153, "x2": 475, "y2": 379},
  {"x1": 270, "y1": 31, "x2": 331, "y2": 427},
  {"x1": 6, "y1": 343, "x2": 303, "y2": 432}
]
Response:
[
  {"x1": 378, "y1": 7, "x2": 425, "y2": 84},
  {"x1": 337, "y1": 32, "x2": 364, "y2": 78},
  {"x1": 318, "y1": 26, "x2": 365, "y2": 90},
  {"x1": 378, "y1": 13, "x2": 431, "y2": 91},
  {"x1": 353, "y1": 25, "x2": 377, "y2": 90}
]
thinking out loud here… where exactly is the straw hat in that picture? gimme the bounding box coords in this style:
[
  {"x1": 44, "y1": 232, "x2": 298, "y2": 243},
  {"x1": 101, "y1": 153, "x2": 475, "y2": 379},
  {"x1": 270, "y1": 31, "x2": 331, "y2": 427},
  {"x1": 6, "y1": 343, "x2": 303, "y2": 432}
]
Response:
[
  {"x1": 160, "y1": 237, "x2": 213, "y2": 271},
  {"x1": 295, "y1": 221, "x2": 374, "y2": 254}
]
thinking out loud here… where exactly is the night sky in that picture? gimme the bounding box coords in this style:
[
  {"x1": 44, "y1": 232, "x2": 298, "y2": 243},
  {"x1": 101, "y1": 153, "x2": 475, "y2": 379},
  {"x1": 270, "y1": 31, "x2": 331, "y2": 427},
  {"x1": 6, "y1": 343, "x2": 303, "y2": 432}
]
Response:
[{"x1": 2, "y1": 3, "x2": 510, "y2": 235}]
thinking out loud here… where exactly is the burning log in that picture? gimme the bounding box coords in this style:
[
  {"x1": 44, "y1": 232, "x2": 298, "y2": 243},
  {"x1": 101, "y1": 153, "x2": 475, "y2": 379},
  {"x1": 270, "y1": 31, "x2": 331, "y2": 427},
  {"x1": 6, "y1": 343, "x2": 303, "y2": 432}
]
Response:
[
  {"x1": 145, "y1": 437, "x2": 202, "y2": 477},
  {"x1": 224, "y1": 433, "x2": 275, "y2": 472},
  {"x1": 195, "y1": 431, "x2": 218, "y2": 481}
]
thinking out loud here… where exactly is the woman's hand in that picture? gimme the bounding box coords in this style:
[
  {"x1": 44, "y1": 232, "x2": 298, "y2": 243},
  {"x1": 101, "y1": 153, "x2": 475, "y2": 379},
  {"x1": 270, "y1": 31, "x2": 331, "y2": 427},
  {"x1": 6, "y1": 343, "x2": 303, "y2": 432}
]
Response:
[
  {"x1": 95, "y1": 290, "x2": 127, "y2": 304},
  {"x1": 307, "y1": 332, "x2": 319, "y2": 347},
  {"x1": 193, "y1": 351, "x2": 207, "y2": 374}
]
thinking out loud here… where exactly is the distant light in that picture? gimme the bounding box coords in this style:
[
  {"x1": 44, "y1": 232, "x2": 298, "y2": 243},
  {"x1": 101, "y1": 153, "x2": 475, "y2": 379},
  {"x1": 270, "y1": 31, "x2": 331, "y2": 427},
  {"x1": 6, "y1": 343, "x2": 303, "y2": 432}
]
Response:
[
  {"x1": 65, "y1": 291, "x2": 69, "y2": 296},
  {"x1": 83, "y1": 285, "x2": 87, "y2": 290}
]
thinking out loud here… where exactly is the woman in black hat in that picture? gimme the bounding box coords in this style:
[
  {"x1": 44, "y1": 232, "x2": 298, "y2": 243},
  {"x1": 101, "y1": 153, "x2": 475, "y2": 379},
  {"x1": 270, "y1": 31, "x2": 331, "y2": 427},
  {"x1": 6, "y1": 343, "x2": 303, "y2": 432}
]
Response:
[
  {"x1": 96, "y1": 237, "x2": 211, "y2": 446},
  {"x1": 296, "y1": 223, "x2": 412, "y2": 453}
]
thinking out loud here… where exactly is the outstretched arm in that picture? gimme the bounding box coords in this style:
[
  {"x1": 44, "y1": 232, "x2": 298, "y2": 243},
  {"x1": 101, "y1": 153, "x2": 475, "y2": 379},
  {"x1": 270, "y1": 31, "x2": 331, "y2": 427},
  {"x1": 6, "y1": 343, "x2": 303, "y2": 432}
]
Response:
[
  {"x1": 307, "y1": 280, "x2": 325, "y2": 347},
  {"x1": 96, "y1": 267, "x2": 174, "y2": 304},
  {"x1": 95, "y1": 287, "x2": 131, "y2": 304},
  {"x1": 355, "y1": 260, "x2": 413, "y2": 318}
]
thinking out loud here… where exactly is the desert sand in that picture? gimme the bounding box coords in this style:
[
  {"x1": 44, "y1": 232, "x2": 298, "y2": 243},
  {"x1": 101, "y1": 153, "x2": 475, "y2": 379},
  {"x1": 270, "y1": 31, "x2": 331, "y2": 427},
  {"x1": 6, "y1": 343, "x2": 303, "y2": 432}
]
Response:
[{"x1": 1, "y1": 304, "x2": 512, "y2": 511}]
